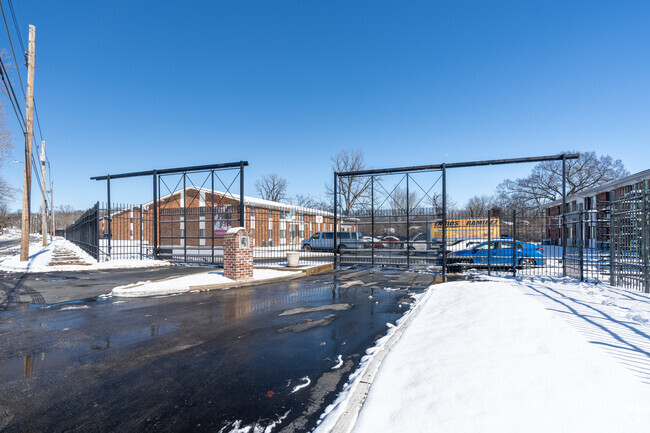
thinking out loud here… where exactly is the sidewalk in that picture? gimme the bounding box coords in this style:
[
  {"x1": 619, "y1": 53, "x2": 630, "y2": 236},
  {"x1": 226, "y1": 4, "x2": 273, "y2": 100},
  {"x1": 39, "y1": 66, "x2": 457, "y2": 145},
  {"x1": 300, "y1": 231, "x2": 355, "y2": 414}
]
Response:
[{"x1": 316, "y1": 276, "x2": 650, "y2": 433}]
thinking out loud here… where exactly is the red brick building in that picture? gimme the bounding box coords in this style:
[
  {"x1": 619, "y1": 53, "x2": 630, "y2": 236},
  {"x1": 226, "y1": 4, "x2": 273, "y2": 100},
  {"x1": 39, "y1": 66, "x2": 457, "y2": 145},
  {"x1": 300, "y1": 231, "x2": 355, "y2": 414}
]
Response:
[
  {"x1": 544, "y1": 169, "x2": 650, "y2": 248},
  {"x1": 100, "y1": 187, "x2": 346, "y2": 248}
]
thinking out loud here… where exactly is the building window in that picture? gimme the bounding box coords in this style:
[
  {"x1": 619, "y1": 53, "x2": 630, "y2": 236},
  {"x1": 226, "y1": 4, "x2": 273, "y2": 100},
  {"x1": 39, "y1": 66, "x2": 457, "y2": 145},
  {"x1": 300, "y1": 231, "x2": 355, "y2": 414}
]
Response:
[
  {"x1": 280, "y1": 230, "x2": 286, "y2": 239},
  {"x1": 199, "y1": 229, "x2": 205, "y2": 237}
]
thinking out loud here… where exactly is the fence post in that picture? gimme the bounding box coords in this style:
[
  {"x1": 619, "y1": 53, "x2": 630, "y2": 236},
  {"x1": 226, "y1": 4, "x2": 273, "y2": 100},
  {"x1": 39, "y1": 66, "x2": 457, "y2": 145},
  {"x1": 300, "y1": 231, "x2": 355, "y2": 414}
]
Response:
[
  {"x1": 183, "y1": 174, "x2": 187, "y2": 262},
  {"x1": 95, "y1": 202, "x2": 100, "y2": 260},
  {"x1": 579, "y1": 211, "x2": 584, "y2": 281},
  {"x1": 487, "y1": 210, "x2": 491, "y2": 276},
  {"x1": 211, "y1": 169, "x2": 215, "y2": 264},
  {"x1": 512, "y1": 209, "x2": 517, "y2": 276}
]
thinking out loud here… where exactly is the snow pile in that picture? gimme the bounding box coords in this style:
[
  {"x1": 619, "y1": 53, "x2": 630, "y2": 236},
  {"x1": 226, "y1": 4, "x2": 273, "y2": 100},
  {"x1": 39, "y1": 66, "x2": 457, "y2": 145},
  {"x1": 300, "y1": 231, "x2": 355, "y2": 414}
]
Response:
[
  {"x1": 329, "y1": 277, "x2": 650, "y2": 433},
  {"x1": 110, "y1": 268, "x2": 301, "y2": 297},
  {"x1": 0, "y1": 238, "x2": 171, "y2": 273}
]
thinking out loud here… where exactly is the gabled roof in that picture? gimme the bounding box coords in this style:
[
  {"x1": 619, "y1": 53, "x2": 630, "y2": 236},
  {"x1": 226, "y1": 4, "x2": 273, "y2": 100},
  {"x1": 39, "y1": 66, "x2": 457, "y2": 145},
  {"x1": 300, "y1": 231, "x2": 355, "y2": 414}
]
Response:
[{"x1": 543, "y1": 168, "x2": 650, "y2": 208}]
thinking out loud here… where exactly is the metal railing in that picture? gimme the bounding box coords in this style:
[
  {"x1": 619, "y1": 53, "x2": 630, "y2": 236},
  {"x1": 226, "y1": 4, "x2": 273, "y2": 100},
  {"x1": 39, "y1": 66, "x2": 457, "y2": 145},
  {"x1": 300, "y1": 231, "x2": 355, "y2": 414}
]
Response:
[{"x1": 64, "y1": 202, "x2": 99, "y2": 260}]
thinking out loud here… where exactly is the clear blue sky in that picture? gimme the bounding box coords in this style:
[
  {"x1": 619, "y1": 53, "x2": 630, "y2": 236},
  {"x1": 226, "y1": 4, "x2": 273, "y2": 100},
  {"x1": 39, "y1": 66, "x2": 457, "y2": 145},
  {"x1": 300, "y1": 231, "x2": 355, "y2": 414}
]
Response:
[{"x1": 3, "y1": 0, "x2": 650, "y2": 211}]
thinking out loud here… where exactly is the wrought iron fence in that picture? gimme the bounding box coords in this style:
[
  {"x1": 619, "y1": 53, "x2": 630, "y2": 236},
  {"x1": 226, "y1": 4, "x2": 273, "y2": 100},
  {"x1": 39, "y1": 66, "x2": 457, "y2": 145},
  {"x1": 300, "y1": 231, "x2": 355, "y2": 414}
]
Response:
[{"x1": 64, "y1": 202, "x2": 99, "y2": 260}]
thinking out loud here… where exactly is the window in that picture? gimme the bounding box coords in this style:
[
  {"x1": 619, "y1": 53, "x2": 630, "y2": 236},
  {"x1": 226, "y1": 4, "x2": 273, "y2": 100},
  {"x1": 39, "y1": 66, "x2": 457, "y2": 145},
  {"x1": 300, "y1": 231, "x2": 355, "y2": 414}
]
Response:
[
  {"x1": 199, "y1": 229, "x2": 206, "y2": 237},
  {"x1": 475, "y1": 242, "x2": 498, "y2": 251},
  {"x1": 499, "y1": 241, "x2": 514, "y2": 249},
  {"x1": 311, "y1": 233, "x2": 320, "y2": 240},
  {"x1": 323, "y1": 233, "x2": 334, "y2": 240},
  {"x1": 280, "y1": 230, "x2": 286, "y2": 239}
]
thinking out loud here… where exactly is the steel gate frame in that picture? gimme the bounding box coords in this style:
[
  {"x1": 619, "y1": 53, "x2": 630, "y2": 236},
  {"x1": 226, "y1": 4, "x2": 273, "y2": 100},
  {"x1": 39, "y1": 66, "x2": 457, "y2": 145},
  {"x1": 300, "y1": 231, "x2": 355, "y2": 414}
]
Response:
[
  {"x1": 91, "y1": 162, "x2": 248, "y2": 262},
  {"x1": 334, "y1": 153, "x2": 579, "y2": 281}
]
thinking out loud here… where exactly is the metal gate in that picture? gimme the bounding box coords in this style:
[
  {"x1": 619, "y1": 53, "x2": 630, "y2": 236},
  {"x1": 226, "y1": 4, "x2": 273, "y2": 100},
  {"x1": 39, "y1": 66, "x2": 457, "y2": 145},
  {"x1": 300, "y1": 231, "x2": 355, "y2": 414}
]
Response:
[
  {"x1": 611, "y1": 180, "x2": 650, "y2": 292},
  {"x1": 91, "y1": 162, "x2": 247, "y2": 264},
  {"x1": 334, "y1": 154, "x2": 580, "y2": 281}
]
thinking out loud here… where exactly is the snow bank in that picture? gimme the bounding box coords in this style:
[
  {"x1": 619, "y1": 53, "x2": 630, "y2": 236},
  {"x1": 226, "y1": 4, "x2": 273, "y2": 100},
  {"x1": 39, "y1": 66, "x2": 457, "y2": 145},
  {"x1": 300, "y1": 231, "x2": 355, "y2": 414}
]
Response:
[
  {"x1": 0, "y1": 238, "x2": 170, "y2": 273},
  {"x1": 339, "y1": 277, "x2": 650, "y2": 433},
  {"x1": 110, "y1": 268, "x2": 301, "y2": 297}
]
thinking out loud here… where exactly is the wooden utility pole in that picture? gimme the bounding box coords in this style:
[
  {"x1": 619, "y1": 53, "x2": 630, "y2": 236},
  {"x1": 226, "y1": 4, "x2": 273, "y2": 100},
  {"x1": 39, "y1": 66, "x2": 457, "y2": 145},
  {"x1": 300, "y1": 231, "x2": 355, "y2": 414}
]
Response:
[
  {"x1": 20, "y1": 25, "x2": 36, "y2": 261},
  {"x1": 40, "y1": 141, "x2": 47, "y2": 246},
  {"x1": 51, "y1": 181, "x2": 55, "y2": 239}
]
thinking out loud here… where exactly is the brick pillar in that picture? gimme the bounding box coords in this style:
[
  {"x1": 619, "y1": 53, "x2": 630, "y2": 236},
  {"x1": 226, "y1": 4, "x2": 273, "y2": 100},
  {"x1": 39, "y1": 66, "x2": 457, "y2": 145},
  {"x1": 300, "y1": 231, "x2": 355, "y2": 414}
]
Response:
[{"x1": 224, "y1": 227, "x2": 253, "y2": 281}]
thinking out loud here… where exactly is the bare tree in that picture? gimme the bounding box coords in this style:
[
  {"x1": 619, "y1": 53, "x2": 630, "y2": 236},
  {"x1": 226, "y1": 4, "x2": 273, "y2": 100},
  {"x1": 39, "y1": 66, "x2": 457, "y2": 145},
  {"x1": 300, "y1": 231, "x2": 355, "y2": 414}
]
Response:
[
  {"x1": 289, "y1": 193, "x2": 330, "y2": 211},
  {"x1": 429, "y1": 192, "x2": 457, "y2": 214},
  {"x1": 255, "y1": 173, "x2": 288, "y2": 202},
  {"x1": 327, "y1": 149, "x2": 371, "y2": 213},
  {"x1": 497, "y1": 151, "x2": 628, "y2": 208}
]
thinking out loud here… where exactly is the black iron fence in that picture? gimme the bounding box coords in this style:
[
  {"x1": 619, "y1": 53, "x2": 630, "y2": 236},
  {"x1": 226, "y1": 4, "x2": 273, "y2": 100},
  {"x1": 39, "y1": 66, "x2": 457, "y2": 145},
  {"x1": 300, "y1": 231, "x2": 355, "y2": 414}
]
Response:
[{"x1": 64, "y1": 202, "x2": 99, "y2": 260}]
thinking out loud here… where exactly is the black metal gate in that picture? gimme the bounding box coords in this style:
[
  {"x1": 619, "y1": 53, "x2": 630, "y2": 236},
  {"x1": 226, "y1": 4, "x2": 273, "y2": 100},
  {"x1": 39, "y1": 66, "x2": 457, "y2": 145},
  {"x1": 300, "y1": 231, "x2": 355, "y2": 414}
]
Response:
[
  {"x1": 611, "y1": 180, "x2": 650, "y2": 292},
  {"x1": 91, "y1": 162, "x2": 247, "y2": 264},
  {"x1": 334, "y1": 154, "x2": 580, "y2": 281}
]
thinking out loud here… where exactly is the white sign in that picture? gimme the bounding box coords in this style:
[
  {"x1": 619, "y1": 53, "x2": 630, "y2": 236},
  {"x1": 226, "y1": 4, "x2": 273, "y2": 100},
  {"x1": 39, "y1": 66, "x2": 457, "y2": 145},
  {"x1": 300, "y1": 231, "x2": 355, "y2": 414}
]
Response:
[
  {"x1": 315, "y1": 216, "x2": 323, "y2": 224},
  {"x1": 285, "y1": 213, "x2": 295, "y2": 222}
]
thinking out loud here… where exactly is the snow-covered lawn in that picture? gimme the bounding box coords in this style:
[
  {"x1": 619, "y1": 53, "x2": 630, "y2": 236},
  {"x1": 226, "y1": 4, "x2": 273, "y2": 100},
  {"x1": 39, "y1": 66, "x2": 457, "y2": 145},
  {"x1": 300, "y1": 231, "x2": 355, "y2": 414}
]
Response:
[
  {"x1": 110, "y1": 268, "x2": 302, "y2": 297},
  {"x1": 0, "y1": 238, "x2": 171, "y2": 273},
  {"x1": 317, "y1": 276, "x2": 650, "y2": 433}
]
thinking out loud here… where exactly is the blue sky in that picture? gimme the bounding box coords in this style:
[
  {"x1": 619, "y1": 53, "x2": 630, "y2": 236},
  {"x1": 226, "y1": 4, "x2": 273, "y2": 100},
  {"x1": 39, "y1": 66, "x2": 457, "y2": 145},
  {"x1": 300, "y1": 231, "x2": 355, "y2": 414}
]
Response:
[{"x1": 2, "y1": 0, "x2": 650, "y2": 210}]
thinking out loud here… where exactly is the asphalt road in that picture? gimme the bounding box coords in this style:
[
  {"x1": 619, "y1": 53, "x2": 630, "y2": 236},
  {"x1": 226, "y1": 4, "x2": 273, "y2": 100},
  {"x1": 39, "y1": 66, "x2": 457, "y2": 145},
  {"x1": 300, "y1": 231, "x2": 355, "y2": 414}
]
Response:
[
  {"x1": 0, "y1": 266, "x2": 211, "y2": 307},
  {"x1": 0, "y1": 269, "x2": 436, "y2": 432}
]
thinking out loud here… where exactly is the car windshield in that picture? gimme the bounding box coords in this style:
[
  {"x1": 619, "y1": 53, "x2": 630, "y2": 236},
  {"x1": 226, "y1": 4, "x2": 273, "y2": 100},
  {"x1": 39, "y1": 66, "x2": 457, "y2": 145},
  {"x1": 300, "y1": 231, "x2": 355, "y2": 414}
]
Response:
[{"x1": 311, "y1": 233, "x2": 320, "y2": 239}]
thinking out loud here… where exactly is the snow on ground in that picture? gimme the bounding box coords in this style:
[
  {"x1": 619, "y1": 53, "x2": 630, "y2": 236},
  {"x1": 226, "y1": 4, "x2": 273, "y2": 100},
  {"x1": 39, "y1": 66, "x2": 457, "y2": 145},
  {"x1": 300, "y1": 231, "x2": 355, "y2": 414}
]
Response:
[
  {"x1": 0, "y1": 227, "x2": 21, "y2": 241},
  {"x1": 317, "y1": 276, "x2": 650, "y2": 433},
  {"x1": 110, "y1": 268, "x2": 302, "y2": 297},
  {"x1": 0, "y1": 238, "x2": 171, "y2": 273}
]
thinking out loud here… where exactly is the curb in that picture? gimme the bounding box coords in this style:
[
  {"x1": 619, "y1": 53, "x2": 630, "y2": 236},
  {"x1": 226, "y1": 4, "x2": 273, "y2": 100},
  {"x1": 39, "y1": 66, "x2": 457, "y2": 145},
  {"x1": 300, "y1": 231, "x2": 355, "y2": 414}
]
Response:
[
  {"x1": 327, "y1": 282, "x2": 437, "y2": 433},
  {"x1": 113, "y1": 263, "x2": 335, "y2": 297}
]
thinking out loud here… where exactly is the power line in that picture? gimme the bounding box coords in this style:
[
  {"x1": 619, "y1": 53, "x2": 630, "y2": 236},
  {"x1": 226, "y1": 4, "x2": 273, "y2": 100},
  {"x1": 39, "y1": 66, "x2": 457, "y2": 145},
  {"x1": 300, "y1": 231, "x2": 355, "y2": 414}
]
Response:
[
  {"x1": 0, "y1": 0, "x2": 24, "y2": 94},
  {"x1": 0, "y1": 56, "x2": 25, "y2": 133}
]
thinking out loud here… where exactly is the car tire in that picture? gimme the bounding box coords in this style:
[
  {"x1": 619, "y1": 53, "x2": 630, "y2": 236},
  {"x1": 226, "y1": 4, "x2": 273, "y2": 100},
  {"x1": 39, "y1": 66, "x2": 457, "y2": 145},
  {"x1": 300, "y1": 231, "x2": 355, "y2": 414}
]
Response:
[
  {"x1": 337, "y1": 245, "x2": 346, "y2": 254},
  {"x1": 302, "y1": 244, "x2": 312, "y2": 252},
  {"x1": 519, "y1": 258, "x2": 536, "y2": 268}
]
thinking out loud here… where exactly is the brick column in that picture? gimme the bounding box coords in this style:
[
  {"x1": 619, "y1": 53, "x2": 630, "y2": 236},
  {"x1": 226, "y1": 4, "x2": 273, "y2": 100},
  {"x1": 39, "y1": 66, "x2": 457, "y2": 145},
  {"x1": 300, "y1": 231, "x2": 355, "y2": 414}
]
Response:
[{"x1": 224, "y1": 227, "x2": 253, "y2": 281}]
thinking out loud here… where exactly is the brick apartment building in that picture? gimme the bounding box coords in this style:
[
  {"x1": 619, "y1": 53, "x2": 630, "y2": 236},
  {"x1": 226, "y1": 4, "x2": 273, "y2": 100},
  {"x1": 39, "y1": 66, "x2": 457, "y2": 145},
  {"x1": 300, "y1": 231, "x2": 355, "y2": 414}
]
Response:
[
  {"x1": 544, "y1": 169, "x2": 650, "y2": 248},
  {"x1": 99, "y1": 187, "x2": 352, "y2": 248}
]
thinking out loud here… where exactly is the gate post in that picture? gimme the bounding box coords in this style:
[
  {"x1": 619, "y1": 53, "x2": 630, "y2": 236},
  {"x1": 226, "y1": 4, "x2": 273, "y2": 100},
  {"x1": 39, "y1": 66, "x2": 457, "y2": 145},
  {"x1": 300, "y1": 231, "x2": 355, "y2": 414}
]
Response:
[
  {"x1": 183, "y1": 173, "x2": 187, "y2": 262},
  {"x1": 107, "y1": 175, "x2": 112, "y2": 260},
  {"x1": 406, "y1": 173, "x2": 410, "y2": 268},
  {"x1": 512, "y1": 209, "x2": 517, "y2": 276},
  {"x1": 442, "y1": 164, "x2": 447, "y2": 282},
  {"x1": 487, "y1": 210, "x2": 491, "y2": 276},
  {"x1": 240, "y1": 161, "x2": 245, "y2": 228},
  {"x1": 371, "y1": 176, "x2": 375, "y2": 268},
  {"x1": 153, "y1": 170, "x2": 158, "y2": 260},
  {"x1": 333, "y1": 172, "x2": 338, "y2": 269},
  {"x1": 562, "y1": 154, "x2": 567, "y2": 277},
  {"x1": 140, "y1": 205, "x2": 143, "y2": 260},
  {"x1": 211, "y1": 169, "x2": 215, "y2": 264}
]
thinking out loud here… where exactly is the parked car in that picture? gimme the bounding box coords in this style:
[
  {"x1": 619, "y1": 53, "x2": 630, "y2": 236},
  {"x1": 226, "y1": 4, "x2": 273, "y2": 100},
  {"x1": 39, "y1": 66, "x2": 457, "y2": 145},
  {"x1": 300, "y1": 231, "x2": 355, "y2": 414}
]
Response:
[
  {"x1": 409, "y1": 233, "x2": 483, "y2": 254},
  {"x1": 447, "y1": 239, "x2": 544, "y2": 270},
  {"x1": 381, "y1": 236, "x2": 402, "y2": 249},
  {"x1": 362, "y1": 236, "x2": 384, "y2": 248},
  {"x1": 301, "y1": 231, "x2": 364, "y2": 252}
]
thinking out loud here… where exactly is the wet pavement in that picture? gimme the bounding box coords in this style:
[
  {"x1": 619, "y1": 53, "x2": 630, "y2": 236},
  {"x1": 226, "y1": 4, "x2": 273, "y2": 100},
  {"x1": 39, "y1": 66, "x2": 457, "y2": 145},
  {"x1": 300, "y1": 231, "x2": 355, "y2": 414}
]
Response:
[
  {"x1": 0, "y1": 266, "x2": 210, "y2": 307},
  {"x1": 0, "y1": 269, "x2": 436, "y2": 432}
]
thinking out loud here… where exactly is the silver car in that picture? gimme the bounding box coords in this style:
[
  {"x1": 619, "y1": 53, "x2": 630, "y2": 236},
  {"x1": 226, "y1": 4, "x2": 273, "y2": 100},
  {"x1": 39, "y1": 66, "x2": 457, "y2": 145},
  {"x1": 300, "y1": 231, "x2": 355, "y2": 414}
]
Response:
[{"x1": 301, "y1": 231, "x2": 364, "y2": 252}]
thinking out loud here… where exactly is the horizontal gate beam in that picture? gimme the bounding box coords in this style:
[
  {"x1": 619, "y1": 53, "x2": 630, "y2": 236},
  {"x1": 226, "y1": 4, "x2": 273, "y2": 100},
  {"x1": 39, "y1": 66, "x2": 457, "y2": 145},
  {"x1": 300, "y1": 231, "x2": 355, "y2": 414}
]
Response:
[
  {"x1": 91, "y1": 161, "x2": 249, "y2": 181},
  {"x1": 336, "y1": 154, "x2": 579, "y2": 177}
]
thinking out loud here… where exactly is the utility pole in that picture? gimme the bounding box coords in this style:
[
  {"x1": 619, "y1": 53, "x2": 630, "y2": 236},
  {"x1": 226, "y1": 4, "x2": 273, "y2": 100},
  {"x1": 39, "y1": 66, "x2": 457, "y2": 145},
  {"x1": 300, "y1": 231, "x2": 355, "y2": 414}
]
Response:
[
  {"x1": 51, "y1": 181, "x2": 55, "y2": 239},
  {"x1": 40, "y1": 141, "x2": 47, "y2": 246},
  {"x1": 20, "y1": 25, "x2": 36, "y2": 262}
]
